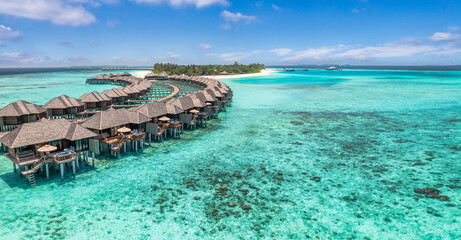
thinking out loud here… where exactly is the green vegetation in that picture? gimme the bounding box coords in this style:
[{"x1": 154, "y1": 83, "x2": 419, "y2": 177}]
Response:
[{"x1": 152, "y1": 62, "x2": 265, "y2": 76}]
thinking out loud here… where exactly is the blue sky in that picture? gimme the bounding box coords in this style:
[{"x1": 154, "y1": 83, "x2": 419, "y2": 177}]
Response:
[{"x1": 0, "y1": 0, "x2": 460, "y2": 66}]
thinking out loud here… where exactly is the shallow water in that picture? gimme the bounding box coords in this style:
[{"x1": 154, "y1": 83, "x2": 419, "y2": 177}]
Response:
[{"x1": 0, "y1": 69, "x2": 460, "y2": 239}]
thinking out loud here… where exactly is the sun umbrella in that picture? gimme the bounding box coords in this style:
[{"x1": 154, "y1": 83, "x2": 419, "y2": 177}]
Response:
[
  {"x1": 117, "y1": 127, "x2": 131, "y2": 133},
  {"x1": 37, "y1": 145, "x2": 57, "y2": 153},
  {"x1": 159, "y1": 116, "x2": 170, "y2": 121},
  {"x1": 190, "y1": 109, "x2": 199, "y2": 113}
]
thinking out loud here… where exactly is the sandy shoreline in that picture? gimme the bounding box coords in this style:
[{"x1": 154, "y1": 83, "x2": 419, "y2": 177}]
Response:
[
  {"x1": 132, "y1": 69, "x2": 277, "y2": 79},
  {"x1": 203, "y1": 69, "x2": 278, "y2": 79}
]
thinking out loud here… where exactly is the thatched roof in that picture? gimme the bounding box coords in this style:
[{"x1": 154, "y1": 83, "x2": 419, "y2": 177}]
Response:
[
  {"x1": 44, "y1": 95, "x2": 84, "y2": 109},
  {"x1": 121, "y1": 85, "x2": 139, "y2": 94},
  {"x1": 0, "y1": 100, "x2": 46, "y2": 117},
  {"x1": 79, "y1": 91, "x2": 111, "y2": 103},
  {"x1": 194, "y1": 91, "x2": 216, "y2": 102},
  {"x1": 145, "y1": 72, "x2": 155, "y2": 78},
  {"x1": 170, "y1": 96, "x2": 194, "y2": 110},
  {"x1": 0, "y1": 118, "x2": 97, "y2": 148},
  {"x1": 131, "y1": 101, "x2": 168, "y2": 119},
  {"x1": 81, "y1": 108, "x2": 150, "y2": 130},
  {"x1": 159, "y1": 71, "x2": 168, "y2": 77},
  {"x1": 189, "y1": 96, "x2": 207, "y2": 108},
  {"x1": 121, "y1": 72, "x2": 131, "y2": 76},
  {"x1": 205, "y1": 88, "x2": 223, "y2": 98},
  {"x1": 165, "y1": 102, "x2": 184, "y2": 115},
  {"x1": 101, "y1": 88, "x2": 128, "y2": 98}
]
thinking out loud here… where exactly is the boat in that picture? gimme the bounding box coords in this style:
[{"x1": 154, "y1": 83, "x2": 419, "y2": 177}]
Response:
[
  {"x1": 285, "y1": 68, "x2": 295, "y2": 72},
  {"x1": 326, "y1": 66, "x2": 337, "y2": 70}
]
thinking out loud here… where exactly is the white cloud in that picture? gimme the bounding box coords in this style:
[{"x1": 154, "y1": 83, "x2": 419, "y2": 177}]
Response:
[
  {"x1": 59, "y1": 41, "x2": 75, "y2": 48},
  {"x1": 0, "y1": 51, "x2": 31, "y2": 59},
  {"x1": 0, "y1": 0, "x2": 96, "y2": 26},
  {"x1": 430, "y1": 32, "x2": 460, "y2": 42},
  {"x1": 270, "y1": 48, "x2": 292, "y2": 56},
  {"x1": 133, "y1": 0, "x2": 228, "y2": 8},
  {"x1": 107, "y1": 19, "x2": 119, "y2": 27},
  {"x1": 221, "y1": 10, "x2": 257, "y2": 23},
  {"x1": 199, "y1": 43, "x2": 213, "y2": 50},
  {"x1": 435, "y1": 48, "x2": 461, "y2": 55},
  {"x1": 284, "y1": 46, "x2": 341, "y2": 62},
  {"x1": 272, "y1": 4, "x2": 280, "y2": 10},
  {"x1": 0, "y1": 25, "x2": 22, "y2": 39},
  {"x1": 219, "y1": 50, "x2": 262, "y2": 62},
  {"x1": 337, "y1": 43, "x2": 436, "y2": 58}
]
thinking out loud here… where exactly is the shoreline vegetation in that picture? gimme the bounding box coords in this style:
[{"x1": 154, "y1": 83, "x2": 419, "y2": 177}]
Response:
[{"x1": 152, "y1": 63, "x2": 265, "y2": 76}]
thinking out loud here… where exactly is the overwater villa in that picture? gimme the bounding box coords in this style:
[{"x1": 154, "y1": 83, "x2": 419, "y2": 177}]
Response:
[
  {"x1": 101, "y1": 88, "x2": 128, "y2": 105},
  {"x1": 0, "y1": 100, "x2": 47, "y2": 132},
  {"x1": 0, "y1": 118, "x2": 97, "y2": 185},
  {"x1": 44, "y1": 95, "x2": 85, "y2": 119},
  {"x1": 81, "y1": 108, "x2": 150, "y2": 157},
  {"x1": 79, "y1": 91, "x2": 112, "y2": 112},
  {"x1": 0, "y1": 71, "x2": 232, "y2": 185}
]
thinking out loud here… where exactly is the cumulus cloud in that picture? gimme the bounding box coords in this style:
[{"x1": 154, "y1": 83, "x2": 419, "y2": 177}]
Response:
[
  {"x1": 199, "y1": 43, "x2": 213, "y2": 50},
  {"x1": 0, "y1": 25, "x2": 22, "y2": 40},
  {"x1": 132, "y1": 0, "x2": 228, "y2": 8},
  {"x1": 0, "y1": 0, "x2": 96, "y2": 26},
  {"x1": 270, "y1": 48, "x2": 292, "y2": 56},
  {"x1": 221, "y1": 10, "x2": 257, "y2": 23},
  {"x1": 430, "y1": 32, "x2": 460, "y2": 42}
]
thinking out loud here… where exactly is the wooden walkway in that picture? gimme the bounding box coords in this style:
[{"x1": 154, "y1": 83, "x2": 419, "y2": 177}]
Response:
[{"x1": 151, "y1": 81, "x2": 180, "y2": 102}]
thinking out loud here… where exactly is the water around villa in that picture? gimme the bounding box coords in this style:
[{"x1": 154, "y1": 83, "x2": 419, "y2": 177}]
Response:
[{"x1": 0, "y1": 68, "x2": 460, "y2": 239}]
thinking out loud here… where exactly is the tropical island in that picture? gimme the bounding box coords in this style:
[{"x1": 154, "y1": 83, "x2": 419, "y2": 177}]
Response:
[{"x1": 152, "y1": 62, "x2": 265, "y2": 76}]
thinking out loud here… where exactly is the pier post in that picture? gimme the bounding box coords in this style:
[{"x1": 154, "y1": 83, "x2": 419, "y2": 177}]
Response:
[
  {"x1": 124, "y1": 142, "x2": 126, "y2": 153},
  {"x1": 148, "y1": 133, "x2": 151, "y2": 145},
  {"x1": 72, "y1": 161, "x2": 76, "y2": 176},
  {"x1": 135, "y1": 141, "x2": 138, "y2": 153},
  {"x1": 13, "y1": 163, "x2": 16, "y2": 173},
  {"x1": 45, "y1": 164, "x2": 49, "y2": 179},
  {"x1": 60, "y1": 164, "x2": 64, "y2": 180},
  {"x1": 76, "y1": 155, "x2": 80, "y2": 170}
]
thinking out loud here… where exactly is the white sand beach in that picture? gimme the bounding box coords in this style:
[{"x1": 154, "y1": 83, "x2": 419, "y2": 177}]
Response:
[
  {"x1": 204, "y1": 69, "x2": 278, "y2": 79},
  {"x1": 132, "y1": 71, "x2": 151, "y2": 78},
  {"x1": 133, "y1": 69, "x2": 278, "y2": 79}
]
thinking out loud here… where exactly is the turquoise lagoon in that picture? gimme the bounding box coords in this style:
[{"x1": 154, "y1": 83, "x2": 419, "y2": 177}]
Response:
[{"x1": 0, "y1": 69, "x2": 460, "y2": 239}]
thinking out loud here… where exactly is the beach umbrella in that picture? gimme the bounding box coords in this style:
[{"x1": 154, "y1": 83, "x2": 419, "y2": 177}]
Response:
[
  {"x1": 190, "y1": 109, "x2": 199, "y2": 113},
  {"x1": 159, "y1": 116, "x2": 170, "y2": 121},
  {"x1": 117, "y1": 127, "x2": 131, "y2": 133},
  {"x1": 37, "y1": 145, "x2": 57, "y2": 153},
  {"x1": 206, "y1": 102, "x2": 212, "y2": 105}
]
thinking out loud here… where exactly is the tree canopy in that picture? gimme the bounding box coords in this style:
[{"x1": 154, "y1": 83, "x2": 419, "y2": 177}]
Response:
[{"x1": 152, "y1": 62, "x2": 265, "y2": 76}]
